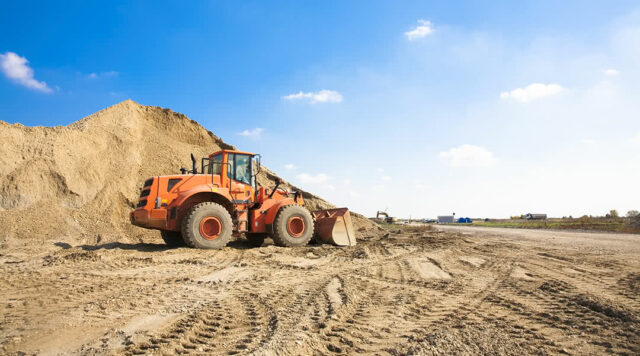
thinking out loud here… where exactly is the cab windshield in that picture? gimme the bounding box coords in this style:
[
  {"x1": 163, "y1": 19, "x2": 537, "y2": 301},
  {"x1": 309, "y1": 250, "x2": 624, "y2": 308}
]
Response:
[{"x1": 227, "y1": 153, "x2": 252, "y2": 185}]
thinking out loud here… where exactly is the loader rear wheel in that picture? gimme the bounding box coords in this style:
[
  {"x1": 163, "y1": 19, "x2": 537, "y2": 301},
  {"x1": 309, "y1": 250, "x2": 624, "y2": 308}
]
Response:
[
  {"x1": 271, "y1": 205, "x2": 314, "y2": 247},
  {"x1": 181, "y1": 202, "x2": 233, "y2": 249},
  {"x1": 160, "y1": 230, "x2": 185, "y2": 247}
]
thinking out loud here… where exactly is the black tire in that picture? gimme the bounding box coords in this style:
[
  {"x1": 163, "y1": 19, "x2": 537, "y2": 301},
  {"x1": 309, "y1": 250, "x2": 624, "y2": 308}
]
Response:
[
  {"x1": 160, "y1": 230, "x2": 185, "y2": 247},
  {"x1": 246, "y1": 234, "x2": 266, "y2": 247},
  {"x1": 181, "y1": 202, "x2": 233, "y2": 249},
  {"x1": 271, "y1": 205, "x2": 314, "y2": 247}
]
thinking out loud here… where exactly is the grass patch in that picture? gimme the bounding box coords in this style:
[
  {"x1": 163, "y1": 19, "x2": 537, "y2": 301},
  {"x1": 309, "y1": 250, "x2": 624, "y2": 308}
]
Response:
[
  {"x1": 378, "y1": 223, "x2": 433, "y2": 233},
  {"x1": 460, "y1": 217, "x2": 639, "y2": 234}
]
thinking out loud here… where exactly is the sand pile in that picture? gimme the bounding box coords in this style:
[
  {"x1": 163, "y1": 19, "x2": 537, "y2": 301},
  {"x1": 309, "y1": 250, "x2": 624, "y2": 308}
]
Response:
[{"x1": 0, "y1": 100, "x2": 382, "y2": 246}]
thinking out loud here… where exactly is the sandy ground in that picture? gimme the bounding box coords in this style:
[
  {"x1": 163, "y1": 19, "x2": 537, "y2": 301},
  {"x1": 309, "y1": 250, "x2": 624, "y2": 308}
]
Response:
[{"x1": 1, "y1": 227, "x2": 638, "y2": 355}]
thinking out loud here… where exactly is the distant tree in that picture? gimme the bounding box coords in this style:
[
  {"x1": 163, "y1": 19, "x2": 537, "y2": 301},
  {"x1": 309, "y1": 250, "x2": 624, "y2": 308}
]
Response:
[
  {"x1": 607, "y1": 210, "x2": 619, "y2": 218},
  {"x1": 627, "y1": 210, "x2": 640, "y2": 218}
]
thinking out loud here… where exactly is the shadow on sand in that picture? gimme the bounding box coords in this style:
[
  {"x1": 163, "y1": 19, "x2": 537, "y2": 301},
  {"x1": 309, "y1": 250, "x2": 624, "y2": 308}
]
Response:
[
  {"x1": 77, "y1": 242, "x2": 172, "y2": 252},
  {"x1": 71, "y1": 238, "x2": 268, "y2": 252}
]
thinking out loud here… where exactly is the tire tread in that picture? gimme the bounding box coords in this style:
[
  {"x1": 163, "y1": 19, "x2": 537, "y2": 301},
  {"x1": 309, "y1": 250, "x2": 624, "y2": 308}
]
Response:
[
  {"x1": 181, "y1": 202, "x2": 233, "y2": 249},
  {"x1": 271, "y1": 205, "x2": 314, "y2": 247}
]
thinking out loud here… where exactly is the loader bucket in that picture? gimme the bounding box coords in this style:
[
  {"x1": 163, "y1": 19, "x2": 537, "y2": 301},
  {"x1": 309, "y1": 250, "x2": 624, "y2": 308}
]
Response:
[{"x1": 312, "y1": 208, "x2": 357, "y2": 246}]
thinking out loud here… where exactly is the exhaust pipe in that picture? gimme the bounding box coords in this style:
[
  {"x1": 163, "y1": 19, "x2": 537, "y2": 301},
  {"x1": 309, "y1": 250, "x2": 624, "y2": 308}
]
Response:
[{"x1": 190, "y1": 153, "x2": 197, "y2": 174}]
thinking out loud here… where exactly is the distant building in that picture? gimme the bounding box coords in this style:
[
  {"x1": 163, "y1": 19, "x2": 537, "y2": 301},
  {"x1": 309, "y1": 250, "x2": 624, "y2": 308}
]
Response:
[
  {"x1": 438, "y1": 215, "x2": 455, "y2": 224},
  {"x1": 525, "y1": 213, "x2": 547, "y2": 220}
]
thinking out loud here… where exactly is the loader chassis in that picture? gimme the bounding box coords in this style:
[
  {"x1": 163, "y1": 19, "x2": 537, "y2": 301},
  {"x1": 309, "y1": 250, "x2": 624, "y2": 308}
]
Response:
[{"x1": 130, "y1": 149, "x2": 356, "y2": 248}]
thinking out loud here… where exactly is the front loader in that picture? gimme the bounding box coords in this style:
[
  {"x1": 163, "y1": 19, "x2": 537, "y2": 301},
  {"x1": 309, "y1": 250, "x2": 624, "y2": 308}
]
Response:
[{"x1": 130, "y1": 149, "x2": 356, "y2": 249}]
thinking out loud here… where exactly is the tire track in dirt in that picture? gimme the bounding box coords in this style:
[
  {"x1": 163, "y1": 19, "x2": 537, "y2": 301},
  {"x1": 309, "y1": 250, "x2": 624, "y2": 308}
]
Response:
[
  {"x1": 395, "y1": 247, "x2": 530, "y2": 353},
  {"x1": 123, "y1": 250, "x2": 342, "y2": 354},
  {"x1": 315, "y1": 276, "x2": 401, "y2": 353},
  {"x1": 125, "y1": 291, "x2": 276, "y2": 355},
  {"x1": 312, "y1": 243, "x2": 518, "y2": 354},
  {"x1": 3, "y1": 227, "x2": 639, "y2": 355},
  {"x1": 485, "y1": 265, "x2": 640, "y2": 354},
  {"x1": 524, "y1": 257, "x2": 640, "y2": 312},
  {"x1": 254, "y1": 243, "x2": 431, "y2": 354},
  {"x1": 617, "y1": 273, "x2": 640, "y2": 309}
]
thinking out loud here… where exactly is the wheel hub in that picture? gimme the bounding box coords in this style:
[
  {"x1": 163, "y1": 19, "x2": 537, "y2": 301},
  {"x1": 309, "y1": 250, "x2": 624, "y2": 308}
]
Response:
[
  {"x1": 287, "y1": 216, "x2": 305, "y2": 237},
  {"x1": 199, "y1": 216, "x2": 222, "y2": 240}
]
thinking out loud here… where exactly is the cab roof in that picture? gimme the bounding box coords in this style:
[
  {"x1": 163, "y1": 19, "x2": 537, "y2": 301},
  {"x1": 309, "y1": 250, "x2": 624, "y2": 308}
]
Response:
[{"x1": 208, "y1": 149, "x2": 255, "y2": 158}]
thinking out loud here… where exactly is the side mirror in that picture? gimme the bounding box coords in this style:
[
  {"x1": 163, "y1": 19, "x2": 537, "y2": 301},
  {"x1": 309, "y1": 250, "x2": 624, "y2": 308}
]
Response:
[{"x1": 253, "y1": 154, "x2": 262, "y2": 175}]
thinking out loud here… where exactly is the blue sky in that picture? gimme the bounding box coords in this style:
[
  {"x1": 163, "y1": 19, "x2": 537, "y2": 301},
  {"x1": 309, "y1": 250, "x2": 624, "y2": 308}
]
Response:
[{"x1": 1, "y1": 1, "x2": 639, "y2": 218}]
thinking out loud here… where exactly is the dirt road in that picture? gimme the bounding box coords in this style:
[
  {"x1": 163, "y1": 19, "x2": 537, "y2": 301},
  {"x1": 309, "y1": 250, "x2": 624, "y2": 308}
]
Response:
[
  {"x1": 435, "y1": 225, "x2": 640, "y2": 253},
  {"x1": 1, "y1": 226, "x2": 638, "y2": 355}
]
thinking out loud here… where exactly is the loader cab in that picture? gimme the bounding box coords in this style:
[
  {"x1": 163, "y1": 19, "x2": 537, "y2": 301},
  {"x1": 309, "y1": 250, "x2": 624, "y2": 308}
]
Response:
[
  {"x1": 206, "y1": 150, "x2": 257, "y2": 193},
  {"x1": 131, "y1": 148, "x2": 356, "y2": 248}
]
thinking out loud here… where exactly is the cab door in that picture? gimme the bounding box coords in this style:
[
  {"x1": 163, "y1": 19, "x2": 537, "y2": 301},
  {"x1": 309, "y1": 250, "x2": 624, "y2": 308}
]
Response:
[{"x1": 227, "y1": 153, "x2": 254, "y2": 231}]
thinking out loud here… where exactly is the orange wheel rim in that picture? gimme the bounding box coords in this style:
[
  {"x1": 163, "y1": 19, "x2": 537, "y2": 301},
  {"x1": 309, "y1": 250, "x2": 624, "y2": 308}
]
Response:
[
  {"x1": 287, "y1": 216, "x2": 305, "y2": 237},
  {"x1": 199, "y1": 216, "x2": 222, "y2": 240}
]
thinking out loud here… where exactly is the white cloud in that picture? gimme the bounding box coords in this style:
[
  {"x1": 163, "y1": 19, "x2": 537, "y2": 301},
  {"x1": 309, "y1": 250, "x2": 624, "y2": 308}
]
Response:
[
  {"x1": 294, "y1": 173, "x2": 342, "y2": 196},
  {"x1": 414, "y1": 181, "x2": 427, "y2": 191},
  {"x1": 381, "y1": 176, "x2": 392, "y2": 181},
  {"x1": 86, "y1": 70, "x2": 118, "y2": 79},
  {"x1": 237, "y1": 127, "x2": 263, "y2": 139},
  {"x1": 603, "y1": 69, "x2": 619, "y2": 76},
  {"x1": 500, "y1": 83, "x2": 565, "y2": 103},
  {"x1": 282, "y1": 90, "x2": 343, "y2": 104},
  {"x1": 372, "y1": 184, "x2": 385, "y2": 192},
  {"x1": 0, "y1": 52, "x2": 52, "y2": 93},
  {"x1": 405, "y1": 20, "x2": 434, "y2": 41},
  {"x1": 343, "y1": 179, "x2": 352, "y2": 185},
  {"x1": 630, "y1": 132, "x2": 640, "y2": 144},
  {"x1": 439, "y1": 144, "x2": 497, "y2": 167},
  {"x1": 295, "y1": 172, "x2": 336, "y2": 193},
  {"x1": 284, "y1": 163, "x2": 296, "y2": 170},
  {"x1": 348, "y1": 191, "x2": 360, "y2": 197},
  {"x1": 296, "y1": 173, "x2": 330, "y2": 184},
  {"x1": 581, "y1": 138, "x2": 596, "y2": 145},
  {"x1": 376, "y1": 168, "x2": 384, "y2": 173}
]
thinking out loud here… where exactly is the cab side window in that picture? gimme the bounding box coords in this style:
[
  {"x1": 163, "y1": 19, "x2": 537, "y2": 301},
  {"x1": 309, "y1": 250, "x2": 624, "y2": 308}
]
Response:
[
  {"x1": 209, "y1": 154, "x2": 223, "y2": 174},
  {"x1": 235, "y1": 154, "x2": 251, "y2": 185},
  {"x1": 227, "y1": 154, "x2": 235, "y2": 179}
]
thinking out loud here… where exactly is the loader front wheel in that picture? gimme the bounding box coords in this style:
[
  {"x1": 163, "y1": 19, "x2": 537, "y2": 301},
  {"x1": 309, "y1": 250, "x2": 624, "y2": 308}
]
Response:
[
  {"x1": 271, "y1": 205, "x2": 314, "y2": 247},
  {"x1": 160, "y1": 230, "x2": 185, "y2": 247},
  {"x1": 181, "y1": 202, "x2": 233, "y2": 249}
]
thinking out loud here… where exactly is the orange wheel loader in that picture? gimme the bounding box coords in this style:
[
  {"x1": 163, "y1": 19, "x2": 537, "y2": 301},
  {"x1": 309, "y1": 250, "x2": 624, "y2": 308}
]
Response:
[{"x1": 130, "y1": 150, "x2": 356, "y2": 249}]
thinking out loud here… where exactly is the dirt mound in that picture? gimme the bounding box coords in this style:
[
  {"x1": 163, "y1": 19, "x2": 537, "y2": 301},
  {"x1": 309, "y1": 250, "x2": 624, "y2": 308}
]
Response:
[{"x1": 0, "y1": 100, "x2": 382, "y2": 246}]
